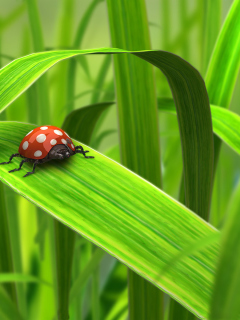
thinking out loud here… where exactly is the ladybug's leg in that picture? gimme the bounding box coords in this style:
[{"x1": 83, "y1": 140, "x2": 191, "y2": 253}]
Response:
[
  {"x1": 75, "y1": 145, "x2": 94, "y2": 159},
  {"x1": 23, "y1": 160, "x2": 41, "y2": 178},
  {"x1": 0, "y1": 153, "x2": 22, "y2": 165},
  {"x1": 9, "y1": 158, "x2": 31, "y2": 173}
]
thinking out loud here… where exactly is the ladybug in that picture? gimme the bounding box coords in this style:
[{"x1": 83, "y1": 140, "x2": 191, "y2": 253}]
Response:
[{"x1": 0, "y1": 125, "x2": 94, "y2": 177}]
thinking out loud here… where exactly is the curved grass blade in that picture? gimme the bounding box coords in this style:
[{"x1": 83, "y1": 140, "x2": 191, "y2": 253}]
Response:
[
  {"x1": 210, "y1": 180, "x2": 240, "y2": 320},
  {"x1": 0, "y1": 121, "x2": 218, "y2": 319},
  {"x1": 0, "y1": 273, "x2": 51, "y2": 286},
  {"x1": 0, "y1": 48, "x2": 213, "y2": 217},
  {"x1": 158, "y1": 98, "x2": 240, "y2": 157},
  {"x1": 62, "y1": 102, "x2": 114, "y2": 145}
]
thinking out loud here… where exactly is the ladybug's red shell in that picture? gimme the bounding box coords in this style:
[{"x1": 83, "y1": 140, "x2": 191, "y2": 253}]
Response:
[{"x1": 19, "y1": 126, "x2": 75, "y2": 159}]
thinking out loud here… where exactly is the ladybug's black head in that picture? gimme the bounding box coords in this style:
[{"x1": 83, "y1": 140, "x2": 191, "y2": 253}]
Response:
[{"x1": 48, "y1": 144, "x2": 74, "y2": 160}]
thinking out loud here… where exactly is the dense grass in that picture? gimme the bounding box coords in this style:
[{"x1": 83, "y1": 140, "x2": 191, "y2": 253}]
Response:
[{"x1": 0, "y1": 0, "x2": 240, "y2": 320}]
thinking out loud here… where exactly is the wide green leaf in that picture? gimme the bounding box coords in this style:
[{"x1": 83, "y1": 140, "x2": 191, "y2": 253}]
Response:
[{"x1": 0, "y1": 121, "x2": 218, "y2": 319}]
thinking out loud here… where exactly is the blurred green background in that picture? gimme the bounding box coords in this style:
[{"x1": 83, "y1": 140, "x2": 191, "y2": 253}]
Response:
[{"x1": 0, "y1": 0, "x2": 239, "y2": 319}]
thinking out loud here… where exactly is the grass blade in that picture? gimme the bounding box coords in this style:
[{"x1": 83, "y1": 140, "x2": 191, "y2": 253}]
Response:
[
  {"x1": 0, "y1": 121, "x2": 219, "y2": 319},
  {"x1": 0, "y1": 273, "x2": 51, "y2": 286},
  {"x1": 66, "y1": 0, "x2": 103, "y2": 114},
  {"x1": 158, "y1": 98, "x2": 240, "y2": 158},
  {"x1": 205, "y1": 0, "x2": 240, "y2": 169},
  {"x1": 106, "y1": 0, "x2": 162, "y2": 317},
  {"x1": 56, "y1": 101, "x2": 112, "y2": 319},
  {"x1": 0, "y1": 183, "x2": 17, "y2": 304},
  {"x1": 54, "y1": 220, "x2": 75, "y2": 320},
  {"x1": 70, "y1": 247, "x2": 105, "y2": 301},
  {"x1": 0, "y1": 48, "x2": 213, "y2": 218},
  {"x1": 210, "y1": 180, "x2": 240, "y2": 320},
  {"x1": 202, "y1": 0, "x2": 222, "y2": 75},
  {"x1": 25, "y1": 0, "x2": 50, "y2": 124},
  {"x1": 0, "y1": 286, "x2": 23, "y2": 320},
  {"x1": 62, "y1": 102, "x2": 114, "y2": 145}
]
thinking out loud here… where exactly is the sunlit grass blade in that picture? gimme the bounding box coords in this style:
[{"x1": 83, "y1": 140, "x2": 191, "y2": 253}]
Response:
[
  {"x1": 96, "y1": 261, "x2": 127, "y2": 320},
  {"x1": 106, "y1": 1, "x2": 163, "y2": 316},
  {"x1": 205, "y1": 0, "x2": 240, "y2": 169},
  {"x1": 202, "y1": 0, "x2": 222, "y2": 75},
  {"x1": 105, "y1": 287, "x2": 128, "y2": 320},
  {"x1": 0, "y1": 122, "x2": 219, "y2": 319},
  {"x1": 0, "y1": 48, "x2": 213, "y2": 217},
  {"x1": 205, "y1": 0, "x2": 240, "y2": 108},
  {"x1": 210, "y1": 180, "x2": 240, "y2": 320}
]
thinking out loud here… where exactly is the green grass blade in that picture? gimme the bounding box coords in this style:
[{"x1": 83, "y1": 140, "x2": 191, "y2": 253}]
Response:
[
  {"x1": 106, "y1": 0, "x2": 162, "y2": 317},
  {"x1": 91, "y1": 129, "x2": 116, "y2": 150},
  {"x1": 0, "y1": 121, "x2": 219, "y2": 319},
  {"x1": 210, "y1": 181, "x2": 240, "y2": 320},
  {"x1": 62, "y1": 102, "x2": 114, "y2": 145},
  {"x1": 66, "y1": 0, "x2": 103, "y2": 114},
  {"x1": 91, "y1": 55, "x2": 112, "y2": 104},
  {"x1": 205, "y1": 0, "x2": 240, "y2": 169},
  {"x1": 96, "y1": 261, "x2": 127, "y2": 320},
  {"x1": 53, "y1": 0, "x2": 75, "y2": 126},
  {"x1": 0, "y1": 47, "x2": 213, "y2": 215},
  {"x1": 0, "y1": 3, "x2": 26, "y2": 31},
  {"x1": 54, "y1": 220, "x2": 75, "y2": 320},
  {"x1": 0, "y1": 183, "x2": 17, "y2": 304},
  {"x1": 0, "y1": 273, "x2": 51, "y2": 286},
  {"x1": 205, "y1": 0, "x2": 240, "y2": 108},
  {"x1": 56, "y1": 101, "x2": 112, "y2": 319},
  {"x1": 70, "y1": 247, "x2": 105, "y2": 301},
  {"x1": 0, "y1": 286, "x2": 23, "y2": 320},
  {"x1": 105, "y1": 287, "x2": 128, "y2": 320},
  {"x1": 202, "y1": 0, "x2": 222, "y2": 75},
  {"x1": 158, "y1": 98, "x2": 240, "y2": 157},
  {"x1": 25, "y1": 0, "x2": 50, "y2": 124}
]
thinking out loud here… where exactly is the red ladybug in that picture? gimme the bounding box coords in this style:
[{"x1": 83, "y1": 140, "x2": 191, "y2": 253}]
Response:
[{"x1": 0, "y1": 125, "x2": 94, "y2": 177}]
